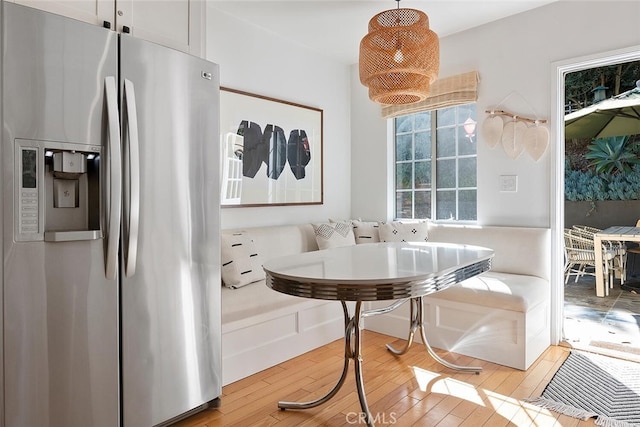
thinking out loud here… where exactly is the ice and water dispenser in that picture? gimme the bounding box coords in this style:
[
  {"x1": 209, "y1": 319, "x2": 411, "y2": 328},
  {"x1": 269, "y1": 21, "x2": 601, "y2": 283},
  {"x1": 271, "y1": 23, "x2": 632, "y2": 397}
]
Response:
[{"x1": 15, "y1": 139, "x2": 102, "y2": 242}]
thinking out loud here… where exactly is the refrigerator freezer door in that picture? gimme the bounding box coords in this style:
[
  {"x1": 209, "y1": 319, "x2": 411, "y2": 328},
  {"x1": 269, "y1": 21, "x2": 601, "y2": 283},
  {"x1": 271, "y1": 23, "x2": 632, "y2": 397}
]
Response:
[
  {"x1": 119, "y1": 35, "x2": 221, "y2": 427},
  {"x1": 2, "y1": 3, "x2": 116, "y2": 146},
  {"x1": 2, "y1": 3, "x2": 119, "y2": 427}
]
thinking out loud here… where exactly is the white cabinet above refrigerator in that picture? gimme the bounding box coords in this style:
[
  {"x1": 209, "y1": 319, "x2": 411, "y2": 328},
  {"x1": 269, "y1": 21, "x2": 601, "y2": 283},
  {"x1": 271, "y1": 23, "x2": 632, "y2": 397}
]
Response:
[{"x1": 9, "y1": 0, "x2": 205, "y2": 57}]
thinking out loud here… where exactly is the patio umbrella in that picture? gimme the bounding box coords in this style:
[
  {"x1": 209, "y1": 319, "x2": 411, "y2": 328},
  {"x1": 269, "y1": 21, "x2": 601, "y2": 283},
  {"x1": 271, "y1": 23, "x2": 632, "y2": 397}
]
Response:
[{"x1": 565, "y1": 80, "x2": 640, "y2": 139}]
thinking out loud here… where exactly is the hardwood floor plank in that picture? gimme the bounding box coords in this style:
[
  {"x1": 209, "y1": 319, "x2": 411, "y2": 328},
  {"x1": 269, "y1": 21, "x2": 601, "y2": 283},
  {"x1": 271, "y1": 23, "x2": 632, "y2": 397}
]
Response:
[
  {"x1": 434, "y1": 413, "x2": 465, "y2": 426},
  {"x1": 177, "y1": 331, "x2": 605, "y2": 426}
]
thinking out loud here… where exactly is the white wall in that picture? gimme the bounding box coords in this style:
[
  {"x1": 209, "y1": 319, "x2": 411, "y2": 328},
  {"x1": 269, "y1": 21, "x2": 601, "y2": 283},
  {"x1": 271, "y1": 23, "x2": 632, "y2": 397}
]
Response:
[
  {"x1": 351, "y1": 1, "x2": 640, "y2": 227},
  {"x1": 206, "y1": 6, "x2": 352, "y2": 229},
  {"x1": 208, "y1": 1, "x2": 639, "y2": 230},
  {"x1": 350, "y1": 69, "x2": 391, "y2": 222}
]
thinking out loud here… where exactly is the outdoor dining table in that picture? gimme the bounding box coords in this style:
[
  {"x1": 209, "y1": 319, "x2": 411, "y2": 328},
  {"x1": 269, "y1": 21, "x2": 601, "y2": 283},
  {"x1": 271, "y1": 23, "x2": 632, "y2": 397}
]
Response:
[{"x1": 594, "y1": 226, "x2": 640, "y2": 297}]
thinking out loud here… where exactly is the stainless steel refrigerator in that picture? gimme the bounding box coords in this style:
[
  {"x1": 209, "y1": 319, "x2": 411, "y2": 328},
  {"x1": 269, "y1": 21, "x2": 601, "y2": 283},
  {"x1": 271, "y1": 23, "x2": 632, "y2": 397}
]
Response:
[{"x1": 0, "y1": 3, "x2": 222, "y2": 426}]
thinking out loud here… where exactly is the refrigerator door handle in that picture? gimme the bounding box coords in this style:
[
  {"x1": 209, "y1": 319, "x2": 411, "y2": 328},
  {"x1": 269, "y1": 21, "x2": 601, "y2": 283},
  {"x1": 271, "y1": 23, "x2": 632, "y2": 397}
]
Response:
[
  {"x1": 123, "y1": 79, "x2": 140, "y2": 277},
  {"x1": 105, "y1": 76, "x2": 122, "y2": 280}
]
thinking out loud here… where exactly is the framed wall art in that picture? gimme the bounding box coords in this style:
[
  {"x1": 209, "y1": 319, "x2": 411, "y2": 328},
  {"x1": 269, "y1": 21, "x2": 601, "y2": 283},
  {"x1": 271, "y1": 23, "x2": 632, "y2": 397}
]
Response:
[{"x1": 219, "y1": 87, "x2": 323, "y2": 207}]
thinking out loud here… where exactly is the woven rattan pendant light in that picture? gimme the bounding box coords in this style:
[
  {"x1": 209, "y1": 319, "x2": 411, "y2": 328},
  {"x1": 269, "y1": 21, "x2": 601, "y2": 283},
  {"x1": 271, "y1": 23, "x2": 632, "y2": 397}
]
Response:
[{"x1": 359, "y1": 0, "x2": 439, "y2": 105}]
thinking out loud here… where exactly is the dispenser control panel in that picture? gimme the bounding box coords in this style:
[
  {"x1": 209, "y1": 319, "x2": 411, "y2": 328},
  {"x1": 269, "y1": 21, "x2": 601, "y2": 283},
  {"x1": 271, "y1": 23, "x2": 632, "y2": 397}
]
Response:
[{"x1": 19, "y1": 147, "x2": 40, "y2": 235}]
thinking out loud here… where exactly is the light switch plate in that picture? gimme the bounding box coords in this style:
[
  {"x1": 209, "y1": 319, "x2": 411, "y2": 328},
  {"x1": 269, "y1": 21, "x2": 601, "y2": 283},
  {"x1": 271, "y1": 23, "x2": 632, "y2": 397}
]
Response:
[{"x1": 500, "y1": 175, "x2": 518, "y2": 192}]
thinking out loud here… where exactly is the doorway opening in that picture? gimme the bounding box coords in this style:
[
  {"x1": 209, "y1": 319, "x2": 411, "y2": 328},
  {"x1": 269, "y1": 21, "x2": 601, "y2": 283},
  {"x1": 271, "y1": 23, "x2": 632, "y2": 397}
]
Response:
[{"x1": 553, "y1": 48, "x2": 640, "y2": 362}]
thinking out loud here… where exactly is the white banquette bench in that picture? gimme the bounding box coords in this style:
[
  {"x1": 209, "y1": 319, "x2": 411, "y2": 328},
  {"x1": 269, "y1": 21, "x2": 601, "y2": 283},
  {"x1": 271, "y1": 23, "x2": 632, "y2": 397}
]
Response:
[
  {"x1": 220, "y1": 221, "x2": 551, "y2": 385},
  {"x1": 365, "y1": 223, "x2": 551, "y2": 371},
  {"x1": 220, "y1": 224, "x2": 343, "y2": 385}
]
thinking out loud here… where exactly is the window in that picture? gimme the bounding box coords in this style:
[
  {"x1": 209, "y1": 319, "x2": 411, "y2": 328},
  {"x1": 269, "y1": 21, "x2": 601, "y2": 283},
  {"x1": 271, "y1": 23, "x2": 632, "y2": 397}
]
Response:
[{"x1": 394, "y1": 104, "x2": 477, "y2": 221}]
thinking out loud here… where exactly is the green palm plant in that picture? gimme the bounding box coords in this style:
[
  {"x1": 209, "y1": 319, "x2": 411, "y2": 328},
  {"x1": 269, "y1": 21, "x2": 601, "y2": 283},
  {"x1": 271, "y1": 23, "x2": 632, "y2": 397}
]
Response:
[{"x1": 584, "y1": 135, "x2": 640, "y2": 174}]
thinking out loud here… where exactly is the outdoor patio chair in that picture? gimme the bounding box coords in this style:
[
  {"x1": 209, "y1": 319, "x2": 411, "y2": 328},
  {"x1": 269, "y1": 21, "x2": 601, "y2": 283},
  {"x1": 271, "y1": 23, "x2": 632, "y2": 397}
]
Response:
[
  {"x1": 564, "y1": 228, "x2": 616, "y2": 288},
  {"x1": 623, "y1": 220, "x2": 640, "y2": 277},
  {"x1": 572, "y1": 225, "x2": 626, "y2": 286}
]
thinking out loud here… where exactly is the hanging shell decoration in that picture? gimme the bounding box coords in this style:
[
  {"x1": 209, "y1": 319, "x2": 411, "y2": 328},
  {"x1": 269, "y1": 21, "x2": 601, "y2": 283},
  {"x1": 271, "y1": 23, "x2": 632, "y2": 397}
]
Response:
[{"x1": 482, "y1": 109, "x2": 549, "y2": 161}]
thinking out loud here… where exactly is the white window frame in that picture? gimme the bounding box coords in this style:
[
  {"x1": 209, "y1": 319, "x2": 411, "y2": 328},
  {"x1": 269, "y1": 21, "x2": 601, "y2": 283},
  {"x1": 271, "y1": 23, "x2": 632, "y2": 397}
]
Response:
[{"x1": 393, "y1": 104, "x2": 478, "y2": 222}]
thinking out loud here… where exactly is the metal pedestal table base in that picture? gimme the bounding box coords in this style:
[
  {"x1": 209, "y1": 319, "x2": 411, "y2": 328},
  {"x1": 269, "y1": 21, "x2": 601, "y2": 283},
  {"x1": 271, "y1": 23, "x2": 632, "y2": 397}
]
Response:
[
  {"x1": 279, "y1": 297, "x2": 480, "y2": 427},
  {"x1": 378, "y1": 297, "x2": 482, "y2": 374},
  {"x1": 278, "y1": 301, "x2": 374, "y2": 424}
]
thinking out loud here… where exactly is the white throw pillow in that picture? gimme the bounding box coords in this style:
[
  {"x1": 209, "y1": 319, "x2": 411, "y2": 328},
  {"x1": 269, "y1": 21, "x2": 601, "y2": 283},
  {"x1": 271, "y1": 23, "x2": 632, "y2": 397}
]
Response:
[
  {"x1": 221, "y1": 231, "x2": 265, "y2": 289},
  {"x1": 312, "y1": 222, "x2": 356, "y2": 250},
  {"x1": 378, "y1": 221, "x2": 429, "y2": 242},
  {"x1": 352, "y1": 220, "x2": 380, "y2": 244},
  {"x1": 328, "y1": 218, "x2": 361, "y2": 227}
]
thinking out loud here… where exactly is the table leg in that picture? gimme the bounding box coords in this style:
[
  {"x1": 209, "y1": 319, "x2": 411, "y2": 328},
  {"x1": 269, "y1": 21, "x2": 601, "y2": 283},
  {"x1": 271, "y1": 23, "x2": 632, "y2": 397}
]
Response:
[
  {"x1": 594, "y1": 234, "x2": 607, "y2": 297},
  {"x1": 386, "y1": 297, "x2": 482, "y2": 374},
  {"x1": 278, "y1": 301, "x2": 375, "y2": 427}
]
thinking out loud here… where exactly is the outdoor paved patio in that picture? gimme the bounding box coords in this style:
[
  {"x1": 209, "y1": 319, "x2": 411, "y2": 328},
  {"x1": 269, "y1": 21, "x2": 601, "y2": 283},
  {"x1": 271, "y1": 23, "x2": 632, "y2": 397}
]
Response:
[{"x1": 564, "y1": 273, "x2": 640, "y2": 361}]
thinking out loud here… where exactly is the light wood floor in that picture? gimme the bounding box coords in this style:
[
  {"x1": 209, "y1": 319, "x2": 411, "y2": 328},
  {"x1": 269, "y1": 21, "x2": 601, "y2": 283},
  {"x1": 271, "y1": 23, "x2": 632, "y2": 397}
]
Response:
[{"x1": 177, "y1": 331, "x2": 597, "y2": 427}]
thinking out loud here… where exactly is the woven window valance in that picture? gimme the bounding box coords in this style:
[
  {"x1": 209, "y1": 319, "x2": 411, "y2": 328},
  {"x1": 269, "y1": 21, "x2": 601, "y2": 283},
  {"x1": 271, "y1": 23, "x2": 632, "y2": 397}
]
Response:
[{"x1": 381, "y1": 70, "x2": 479, "y2": 119}]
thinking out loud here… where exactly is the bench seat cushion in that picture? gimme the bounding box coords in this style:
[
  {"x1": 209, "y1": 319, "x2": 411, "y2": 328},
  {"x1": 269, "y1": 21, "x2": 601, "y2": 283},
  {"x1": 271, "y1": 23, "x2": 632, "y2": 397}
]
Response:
[{"x1": 430, "y1": 272, "x2": 549, "y2": 312}]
